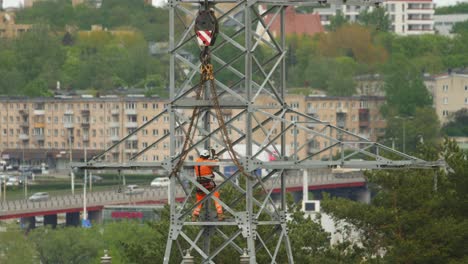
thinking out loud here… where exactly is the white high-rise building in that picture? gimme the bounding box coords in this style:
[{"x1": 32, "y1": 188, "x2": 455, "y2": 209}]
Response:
[
  {"x1": 314, "y1": 0, "x2": 435, "y2": 35},
  {"x1": 386, "y1": 0, "x2": 435, "y2": 35}
]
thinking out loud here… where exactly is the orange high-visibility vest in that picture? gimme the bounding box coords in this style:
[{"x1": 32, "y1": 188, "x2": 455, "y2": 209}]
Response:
[{"x1": 195, "y1": 157, "x2": 216, "y2": 176}]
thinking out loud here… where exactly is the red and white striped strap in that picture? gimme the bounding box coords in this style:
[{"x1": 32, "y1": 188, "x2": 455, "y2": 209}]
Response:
[{"x1": 196, "y1": 30, "x2": 213, "y2": 46}]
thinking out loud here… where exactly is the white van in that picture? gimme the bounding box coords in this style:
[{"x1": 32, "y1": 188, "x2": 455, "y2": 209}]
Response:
[{"x1": 151, "y1": 177, "x2": 170, "y2": 188}]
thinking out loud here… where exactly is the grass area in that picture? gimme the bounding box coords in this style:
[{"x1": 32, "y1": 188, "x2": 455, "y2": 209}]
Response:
[{"x1": 2, "y1": 173, "x2": 156, "y2": 201}]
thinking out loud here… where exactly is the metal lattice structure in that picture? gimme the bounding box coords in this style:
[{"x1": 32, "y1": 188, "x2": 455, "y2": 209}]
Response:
[{"x1": 75, "y1": 0, "x2": 445, "y2": 263}]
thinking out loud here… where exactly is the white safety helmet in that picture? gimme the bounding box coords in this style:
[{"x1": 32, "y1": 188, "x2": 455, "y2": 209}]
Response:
[{"x1": 200, "y1": 149, "x2": 210, "y2": 158}]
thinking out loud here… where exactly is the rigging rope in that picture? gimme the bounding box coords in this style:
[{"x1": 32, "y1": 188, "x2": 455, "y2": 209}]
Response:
[{"x1": 169, "y1": 2, "x2": 256, "y2": 183}]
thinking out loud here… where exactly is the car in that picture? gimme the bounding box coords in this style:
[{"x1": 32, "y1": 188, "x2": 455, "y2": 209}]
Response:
[
  {"x1": 124, "y1": 185, "x2": 144, "y2": 195},
  {"x1": 6, "y1": 177, "x2": 19, "y2": 186},
  {"x1": 90, "y1": 175, "x2": 103, "y2": 183},
  {"x1": 151, "y1": 177, "x2": 170, "y2": 188},
  {"x1": 28, "y1": 192, "x2": 49, "y2": 202}
]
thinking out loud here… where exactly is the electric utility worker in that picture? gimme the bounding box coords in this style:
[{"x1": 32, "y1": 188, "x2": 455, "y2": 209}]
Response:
[{"x1": 192, "y1": 149, "x2": 224, "y2": 221}]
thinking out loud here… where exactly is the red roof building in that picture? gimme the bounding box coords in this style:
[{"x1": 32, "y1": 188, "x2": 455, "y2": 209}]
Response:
[{"x1": 263, "y1": 7, "x2": 324, "y2": 38}]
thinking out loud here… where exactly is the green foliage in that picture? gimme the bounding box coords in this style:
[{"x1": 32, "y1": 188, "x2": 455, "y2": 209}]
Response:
[
  {"x1": 327, "y1": 10, "x2": 349, "y2": 31},
  {"x1": 451, "y1": 20, "x2": 468, "y2": 35},
  {"x1": 384, "y1": 107, "x2": 440, "y2": 153},
  {"x1": 0, "y1": 224, "x2": 37, "y2": 263},
  {"x1": 322, "y1": 141, "x2": 468, "y2": 263},
  {"x1": 382, "y1": 54, "x2": 432, "y2": 117},
  {"x1": 442, "y1": 108, "x2": 468, "y2": 137},
  {"x1": 435, "y1": 3, "x2": 468, "y2": 15},
  {"x1": 15, "y1": 0, "x2": 169, "y2": 42},
  {"x1": 358, "y1": 7, "x2": 391, "y2": 32},
  {"x1": 30, "y1": 226, "x2": 104, "y2": 264}
]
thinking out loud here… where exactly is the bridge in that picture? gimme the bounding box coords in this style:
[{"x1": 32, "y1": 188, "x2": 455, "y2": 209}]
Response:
[{"x1": 0, "y1": 170, "x2": 366, "y2": 222}]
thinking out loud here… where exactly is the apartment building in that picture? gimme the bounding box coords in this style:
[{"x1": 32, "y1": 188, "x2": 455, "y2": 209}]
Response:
[
  {"x1": 0, "y1": 94, "x2": 386, "y2": 169},
  {"x1": 434, "y1": 14, "x2": 468, "y2": 36},
  {"x1": 429, "y1": 69, "x2": 468, "y2": 124},
  {"x1": 314, "y1": 0, "x2": 435, "y2": 35},
  {"x1": 0, "y1": 12, "x2": 32, "y2": 38},
  {"x1": 0, "y1": 96, "x2": 169, "y2": 168}
]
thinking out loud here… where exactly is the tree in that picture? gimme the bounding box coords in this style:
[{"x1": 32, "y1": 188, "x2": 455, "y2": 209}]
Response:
[
  {"x1": 318, "y1": 24, "x2": 388, "y2": 65},
  {"x1": 451, "y1": 20, "x2": 468, "y2": 35},
  {"x1": 30, "y1": 226, "x2": 104, "y2": 264},
  {"x1": 322, "y1": 141, "x2": 468, "y2": 263},
  {"x1": 358, "y1": 7, "x2": 391, "y2": 32},
  {"x1": 442, "y1": 108, "x2": 468, "y2": 137},
  {"x1": 381, "y1": 54, "x2": 432, "y2": 117},
  {"x1": 327, "y1": 10, "x2": 348, "y2": 31},
  {"x1": 384, "y1": 107, "x2": 440, "y2": 153},
  {"x1": 435, "y1": 3, "x2": 468, "y2": 15},
  {"x1": 0, "y1": 224, "x2": 37, "y2": 264},
  {"x1": 326, "y1": 57, "x2": 358, "y2": 96}
]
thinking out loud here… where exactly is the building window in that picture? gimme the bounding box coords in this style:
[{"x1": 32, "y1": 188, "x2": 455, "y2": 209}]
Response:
[
  {"x1": 153, "y1": 103, "x2": 158, "y2": 109},
  {"x1": 142, "y1": 129, "x2": 148, "y2": 135},
  {"x1": 443, "y1": 85, "x2": 448, "y2": 92},
  {"x1": 465, "y1": 98, "x2": 468, "y2": 104},
  {"x1": 153, "y1": 129, "x2": 158, "y2": 136},
  {"x1": 443, "y1": 97, "x2": 448, "y2": 105},
  {"x1": 163, "y1": 116, "x2": 169, "y2": 122},
  {"x1": 142, "y1": 103, "x2": 148, "y2": 109},
  {"x1": 142, "y1": 142, "x2": 148, "y2": 148},
  {"x1": 289, "y1": 102, "x2": 299, "y2": 109},
  {"x1": 142, "y1": 116, "x2": 148, "y2": 122},
  {"x1": 465, "y1": 85, "x2": 468, "y2": 91},
  {"x1": 442, "y1": 110, "x2": 449, "y2": 116},
  {"x1": 290, "y1": 115, "x2": 299, "y2": 122}
]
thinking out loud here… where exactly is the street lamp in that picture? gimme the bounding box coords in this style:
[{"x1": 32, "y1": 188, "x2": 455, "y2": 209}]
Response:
[
  {"x1": 69, "y1": 133, "x2": 74, "y2": 195},
  {"x1": 394, "y1": 116, "x2": 414, "y2": 153}
]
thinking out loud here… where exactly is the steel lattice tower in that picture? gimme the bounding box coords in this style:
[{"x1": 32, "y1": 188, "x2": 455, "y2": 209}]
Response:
[{"x1": 76, "y1": 0, "x2": 444, "y2": 263}]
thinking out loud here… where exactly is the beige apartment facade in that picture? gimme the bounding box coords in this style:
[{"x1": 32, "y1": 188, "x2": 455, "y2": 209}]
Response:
[
  {"x1": 0, "y1": 12, "x2": 32, "y2": 38},
  {"x1": 0, "y1": 95, "x2": 386, "y2": 169},
  {"x1": 430, "y1": 71, "x2": 468, "y2": 124}
]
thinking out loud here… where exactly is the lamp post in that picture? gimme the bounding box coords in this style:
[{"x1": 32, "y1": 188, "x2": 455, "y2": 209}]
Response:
[
  {"x1": 83, "y1": 146, "x2": 87, "y2": 223},
  {"x1": 23, "y1": 142, "x2": 27, "y2": 200},
  {"x1": 394, "y1": 116, "x2": 413, "y2": 153},
  {"x1": 69, "y1": 133, "x2": 74, "y2": 195}
]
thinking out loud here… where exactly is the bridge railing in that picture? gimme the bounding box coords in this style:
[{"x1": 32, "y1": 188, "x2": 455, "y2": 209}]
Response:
[
  {"x1": 1, "y1": 171, "x2": 366, "y2": 217},
  {"x1": 0, "y1": 188, "x2": 168, "y2": 215}
]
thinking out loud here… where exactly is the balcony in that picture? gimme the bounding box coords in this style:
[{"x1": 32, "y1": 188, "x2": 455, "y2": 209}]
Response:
[
  {"x1": 126, "y1": 135, "x2": 138, "y2": 141},
  {"x1": 110, "y1": 122, "x2": 120, "y2": 128},
  {"x1": 336, "y1": 108, "x2": 348, "y2": 113},
  {"x1": 20, "y1": 121, "x2": 29, "y2": 128},
  {"x1": 306, "y1": 123, "x2": 318, "y2": 129},
  {"x1": 337, "y1": 121, "x2": 346, "y2": 129},
  {"x1": 81, "y1": 121, "x2": 90, "y2": 128},
  {"x1": 83, "y1": 135, "x2": 90, "y2": 141},
  {"x1": 111, "y1": 148, "x2": 120, "y2": 153},
  {"x1": 124, "y1": 149, "x2": 139, "y2": 154},
  {"x1": 359, "y1": 120, "x2": 370, "y2": 128},
  {"x1": 358, "y1": 133, "x2": 370, "y2": 140},
  {"x1": 64, "y1": 122, "x2": 74, "y2": 129},
  {"x1": 19, "y1": 134, "x2": 29, "y2": 140},
  {"x1": 19, "y1": 109, "x2": 29, "y2": 116},
  {"x1": 34, "y1": 134, "x2": 45, "y2": 141},
  {"x1": 124, "y1": 109, "x2": 137, "y2": 115},
  {"x1": 33, "y1": 109, "x2": 45, "y2": 115},
  {"x1": 125, "y1": 122, "x2": 138, "y2": 128},
  {"x1": 306, "y1": 108, "x2": 317, "y2": 115},
  {"x1": 64, "y1": 110, "x2": 74, "y2": 115},
  {"x1": 34, "y1": 122, "x2": 45, "y2": 128},
  {"x1": 110, "y1": 135, "x2": 120, "y2": 142},
  {"x1": 111, "y1": 109, "x2": 120, "y2": 115},
  {"x1": 81, "y1": 109, "x2": 90, "y2": 116}
]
